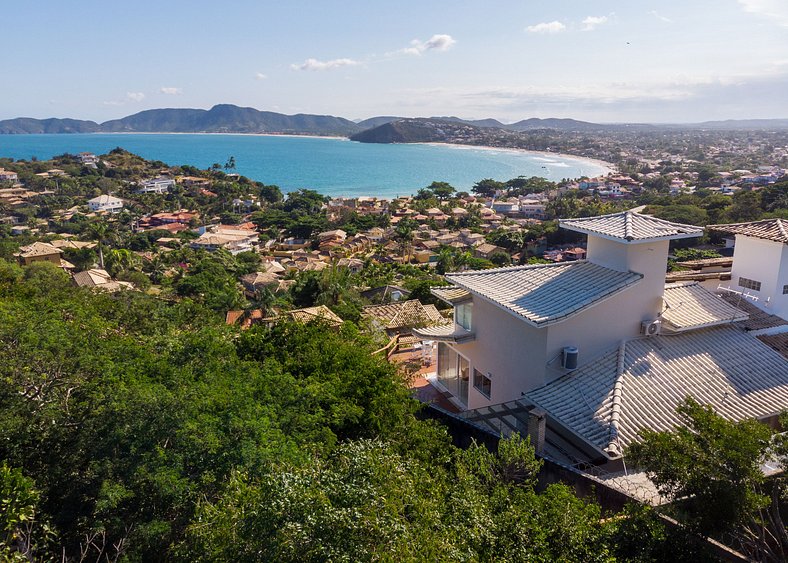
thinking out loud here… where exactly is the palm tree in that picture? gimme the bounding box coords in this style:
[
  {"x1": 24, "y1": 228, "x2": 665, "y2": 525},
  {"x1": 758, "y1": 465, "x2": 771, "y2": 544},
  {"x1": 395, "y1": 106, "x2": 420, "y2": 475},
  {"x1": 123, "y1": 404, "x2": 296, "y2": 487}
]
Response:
[
  {"x1": 87, "y1": 220, "x2": 109, "y2": 269},
  {"x1": 436, "y1": 247, "x2": 455, "y2": 275},
  {"x1": 106, "y1": 248, "x2": 138, "y2": 277},
  {"x1": 394, "y1": 219, "x2": 415, "y2": 264},
  {"x1": 317, "y1": 265, "x2": 353, "y2": 307},
  {"x1": 251, "y1": 286, "x2": 277, "y2": 314}
]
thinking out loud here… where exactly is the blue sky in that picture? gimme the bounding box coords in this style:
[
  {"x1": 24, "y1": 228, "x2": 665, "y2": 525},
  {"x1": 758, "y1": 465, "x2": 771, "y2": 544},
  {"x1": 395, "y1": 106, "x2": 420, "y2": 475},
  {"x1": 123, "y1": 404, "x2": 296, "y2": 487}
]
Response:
[{"x1": 3, "y1": 0, "x2": 787, "y2": 123}]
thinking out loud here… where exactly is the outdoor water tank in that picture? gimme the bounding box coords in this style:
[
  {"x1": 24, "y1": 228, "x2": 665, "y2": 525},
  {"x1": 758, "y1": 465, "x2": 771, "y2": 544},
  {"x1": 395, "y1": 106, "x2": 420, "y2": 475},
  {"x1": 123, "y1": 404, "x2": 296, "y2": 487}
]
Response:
[{"x1": 562, "y1": 346, "x2": 579, "y2": 370}]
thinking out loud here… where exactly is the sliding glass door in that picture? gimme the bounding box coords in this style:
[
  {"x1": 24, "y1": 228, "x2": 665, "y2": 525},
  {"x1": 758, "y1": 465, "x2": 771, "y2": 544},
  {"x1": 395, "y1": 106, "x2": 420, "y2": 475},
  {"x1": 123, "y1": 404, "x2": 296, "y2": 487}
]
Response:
[{"x1": 437, "y1": 343, "x2": 469, "y2": 406}]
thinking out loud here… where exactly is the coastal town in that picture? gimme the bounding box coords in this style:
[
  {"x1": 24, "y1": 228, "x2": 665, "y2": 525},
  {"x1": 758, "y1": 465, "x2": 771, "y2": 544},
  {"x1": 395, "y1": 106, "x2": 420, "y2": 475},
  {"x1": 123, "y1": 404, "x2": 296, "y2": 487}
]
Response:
[
  {"x1": 6, "y1": 0, "x2": 788, "y2": 558},
  {"x1": 1, "y1": 140, "x2": 787, "y2": 560}
]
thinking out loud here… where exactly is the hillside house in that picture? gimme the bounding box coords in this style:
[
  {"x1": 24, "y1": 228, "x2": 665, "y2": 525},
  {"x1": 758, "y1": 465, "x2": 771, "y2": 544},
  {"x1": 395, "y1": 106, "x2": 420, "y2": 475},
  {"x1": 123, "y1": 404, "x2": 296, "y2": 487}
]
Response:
[
  {"x1": 0, "y1": 168, "x2": 19, "y2": 182},
  {"x1": 261, "y1": 305, "x2": 344, "y2": 329},
  {"x1": 77, "y1": 153, "x2": 99, "y2": 166},
  {"x1": 137, "y1": 177, "x2": 175, "y2": 194},
  {"x1": 88, "y1": 195, "x2": 123, "y2": 213},
  {"x1": 710, "y1": 218, "x2": 788, "y2": 320},
  {"x1": 474, "y1": 243, "x2": 507, "y2": 260},
  {"x1": 177, "y1": 176, "x2": 212, "y2": 188},
  {"x1": 14, "y1": 242, "x2": 63, "y2": 266},
  {"x1": 72, "y1": 269, "x2": 134, "y2": 292},
  {"x1": 414, "y1": 211, "x2": 788, "y2": 469},
  {"x1": 519, "y1": 199, "x2": 546, "y2": 220},
  {"x1": 240, "y1": 271, "x2": 291, "y2": 297},
  {"x1": 191, "y1": 229, "x2": 257, "y2": 254},
  {"x1": 363, "y1": 299, "x2": 445, "y2": 341}
]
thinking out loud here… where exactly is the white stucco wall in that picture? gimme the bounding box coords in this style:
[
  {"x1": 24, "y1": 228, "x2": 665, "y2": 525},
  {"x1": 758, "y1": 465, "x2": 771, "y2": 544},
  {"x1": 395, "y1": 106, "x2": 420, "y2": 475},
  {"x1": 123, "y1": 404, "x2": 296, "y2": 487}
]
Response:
[
  {"x1": 586, "y1": 236, "x2": 669, "y2": 322},
  {"x1": 729, "y1": 235, "x2": 787, "y2": 319},
  {"x1": 545, "y1": 284, "x2": 644, "y2": 383},
  {"x1": 442, "y1": 236, "x2": 682, "y2": 410},
  {"x1": 449, "y1": 296, "x2": 548, "y2": 410}
]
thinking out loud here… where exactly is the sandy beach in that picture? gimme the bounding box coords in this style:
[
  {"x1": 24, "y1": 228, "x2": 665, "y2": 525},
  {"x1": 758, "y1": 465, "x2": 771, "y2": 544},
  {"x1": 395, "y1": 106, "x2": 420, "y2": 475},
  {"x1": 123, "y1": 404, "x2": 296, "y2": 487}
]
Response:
[{"x1": 420, "y1": 141, "x2": 615, "y2": 176}]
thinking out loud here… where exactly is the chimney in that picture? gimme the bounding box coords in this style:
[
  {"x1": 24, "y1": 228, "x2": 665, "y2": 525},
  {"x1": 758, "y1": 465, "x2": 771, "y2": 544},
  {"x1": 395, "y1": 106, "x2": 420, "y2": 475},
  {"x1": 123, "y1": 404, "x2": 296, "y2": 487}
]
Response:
[{"x1": 527, "y1": 407, "x2": 546, "y2": 456}]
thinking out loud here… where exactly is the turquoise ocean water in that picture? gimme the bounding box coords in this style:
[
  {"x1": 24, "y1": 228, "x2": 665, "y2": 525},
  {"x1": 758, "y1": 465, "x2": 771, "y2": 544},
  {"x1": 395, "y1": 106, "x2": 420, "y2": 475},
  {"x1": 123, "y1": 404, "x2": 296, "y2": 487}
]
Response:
[{"x1": 0, "y1": 134, "x2": 609, "y2": 198}]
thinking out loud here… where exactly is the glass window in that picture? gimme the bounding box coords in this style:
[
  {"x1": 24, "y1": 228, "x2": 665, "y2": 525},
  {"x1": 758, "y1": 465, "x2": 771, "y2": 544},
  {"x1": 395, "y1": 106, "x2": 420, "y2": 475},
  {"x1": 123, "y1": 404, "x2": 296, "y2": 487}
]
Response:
[
  {"x1": 738, "y1": 277, "x2": 762, "y2": 292},
  {"x1": 473, "y1": 369, "x2": 492, "y2": 399},
  {"x1": 455, "y1": 301, "x2": 472, "y2": 330},
  {"x1": 783, "y1": 285, "x2": 788, "y2": 295},
  {"x1": 458, "y1": 356, "x2": 470, "y2": 404},
  {"x1": 436, "y1": 343, "x2": 469, "y2": 406}
]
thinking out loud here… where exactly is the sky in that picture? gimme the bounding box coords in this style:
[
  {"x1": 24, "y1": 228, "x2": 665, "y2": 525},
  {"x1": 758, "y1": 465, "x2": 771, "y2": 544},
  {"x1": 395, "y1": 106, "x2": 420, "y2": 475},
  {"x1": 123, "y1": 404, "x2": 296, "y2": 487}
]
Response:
[{"x1": 2, "y1": 0, "x2": 787, "y2": 124}]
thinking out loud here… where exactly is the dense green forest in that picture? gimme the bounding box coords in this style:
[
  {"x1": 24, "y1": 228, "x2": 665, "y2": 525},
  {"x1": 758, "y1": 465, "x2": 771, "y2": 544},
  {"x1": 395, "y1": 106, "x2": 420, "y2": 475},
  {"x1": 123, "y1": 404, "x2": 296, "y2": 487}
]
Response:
[{"x1": 0, "y1": 258, "x2": 718, "y2": 562}]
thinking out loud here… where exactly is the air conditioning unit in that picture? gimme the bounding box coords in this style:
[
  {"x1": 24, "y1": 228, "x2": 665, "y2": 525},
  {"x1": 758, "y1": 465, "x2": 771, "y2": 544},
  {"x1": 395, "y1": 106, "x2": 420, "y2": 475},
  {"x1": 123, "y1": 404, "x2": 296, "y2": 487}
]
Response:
[
  {"x1": 641, "y1": 319, "x2": 661, "y2": 336},
  {"x1": 562, "y1": 346, "x2": 579, "y2": 370}
]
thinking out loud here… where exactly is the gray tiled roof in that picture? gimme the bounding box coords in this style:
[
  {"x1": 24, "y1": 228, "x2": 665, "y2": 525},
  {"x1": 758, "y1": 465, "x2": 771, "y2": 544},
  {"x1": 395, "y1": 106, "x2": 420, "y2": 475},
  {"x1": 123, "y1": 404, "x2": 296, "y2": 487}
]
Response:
[
  {"x1": 560, "y1": 211, "x2": 703, "y2": 243},
  {"x1": 446, "y1": 261, "x2": 643, "y2": 327},
  {"x1": 526, "y1": 325, "x2": 788, "y2": 459},
  {"x1": 431, "y1": 286, "x2": 472, "y2": 304},
  {"x1": 412, "y1": 323, "x2": 476, "y2": 343},
  {"x1": 660, "y1": 282, "x2": 748, "y2": 332},
  {"x1": 708, "y1": 218, "x2": 788, "y2": 244}
]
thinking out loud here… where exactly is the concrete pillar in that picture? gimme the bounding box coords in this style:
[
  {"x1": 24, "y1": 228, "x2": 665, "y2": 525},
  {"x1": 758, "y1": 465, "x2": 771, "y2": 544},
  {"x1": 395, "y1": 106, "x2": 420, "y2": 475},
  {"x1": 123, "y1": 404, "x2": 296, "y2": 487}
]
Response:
[{"x1": 527, "y1": 407, "x2": 546, "y2": 456}]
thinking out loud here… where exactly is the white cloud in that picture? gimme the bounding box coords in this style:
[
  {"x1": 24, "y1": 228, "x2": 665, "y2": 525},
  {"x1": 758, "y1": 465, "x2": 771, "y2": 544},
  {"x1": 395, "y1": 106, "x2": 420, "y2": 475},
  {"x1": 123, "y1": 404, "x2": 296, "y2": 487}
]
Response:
[
  {"x1": 738, "y1": 0, "x2": 788, "y2": 27},
  {"x1": 255, "y1": 72, "x2": 268, "y2": 80},
  {"x1": 581, "y1": 15, "x2": 609, "y2": 31},
  {"x1": 291, "y1": 57, "x2": 360, "y2": 71},
  {"x1": 398, "y1": 34, "x2": 456, "y2": 55},
  {"x1": 648, "y1": 10, "x2": 672, "y2": 23},
  {"x1": 103, "y1": 91, "x2": 146, "y2": 106},
  {"x1": 159, "y1": 87, "x2": 182, "y2": 95},
  {"x1": 526, "y1": 21, "x2": 565, "y2": 34}
]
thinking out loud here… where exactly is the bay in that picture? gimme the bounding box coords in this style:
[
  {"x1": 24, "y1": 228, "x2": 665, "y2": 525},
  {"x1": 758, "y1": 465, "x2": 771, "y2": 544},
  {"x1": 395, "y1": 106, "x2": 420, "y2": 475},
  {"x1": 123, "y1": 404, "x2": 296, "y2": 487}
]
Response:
[{"x1": 0, "y1": 133, "x2": 610, "y2": 199}]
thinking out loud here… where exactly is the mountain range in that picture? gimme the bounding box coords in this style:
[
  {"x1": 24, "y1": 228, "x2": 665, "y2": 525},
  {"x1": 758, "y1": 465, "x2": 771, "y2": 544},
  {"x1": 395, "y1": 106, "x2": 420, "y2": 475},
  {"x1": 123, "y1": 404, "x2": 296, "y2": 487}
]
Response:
[{"x1": 1, "y1": 104, "x2": 787, "y2": 138}]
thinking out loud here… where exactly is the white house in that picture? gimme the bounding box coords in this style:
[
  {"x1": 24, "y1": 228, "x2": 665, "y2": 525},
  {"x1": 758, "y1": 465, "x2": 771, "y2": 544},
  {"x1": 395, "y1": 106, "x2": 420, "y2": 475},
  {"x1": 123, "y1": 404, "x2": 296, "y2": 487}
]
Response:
[
  {"x1": 710, "y1": 218, "x2": 788, "y2": 320},
  {"x1": 137, "y1": 177, "x2": 175, "y2": 194},
  {"x1": 518, "y1": 199, "x2": 546, "y2": 219},
  {"x1": 77, "y1": 153, "x2": 99, "y2": 167},
  {"x1": 491, "y1": 200, "x2": 519, "y2": 214},
  {"x1": 416, "y1": 211, "x2": 705, "y2": 410},
  {"x1": 190, "y1": 225, "x2": 258, "y2": 255},
  {"x1": 88, "y1": 195, "x2": 124, "y2": 213},
  {"x1": 0, "y1": 168, "x2": 19, "y2": 182},
  {"x1": 415, "y1": 211, "x2": 788, "y2": 467}
]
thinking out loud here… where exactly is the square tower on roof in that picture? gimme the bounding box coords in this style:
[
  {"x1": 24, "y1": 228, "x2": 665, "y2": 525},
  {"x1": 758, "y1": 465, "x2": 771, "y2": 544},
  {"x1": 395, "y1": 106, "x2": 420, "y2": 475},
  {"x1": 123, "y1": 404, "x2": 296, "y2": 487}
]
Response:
[{"x1": 560, "y1": 211, "x2": 704, "y2": 243}]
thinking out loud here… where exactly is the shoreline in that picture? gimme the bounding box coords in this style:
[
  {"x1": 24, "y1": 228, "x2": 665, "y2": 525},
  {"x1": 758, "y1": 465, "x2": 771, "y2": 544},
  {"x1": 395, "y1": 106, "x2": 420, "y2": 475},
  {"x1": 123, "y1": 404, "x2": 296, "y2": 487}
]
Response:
[
  {"x1": 5, "y1": 131, "x2": 613, "y2": 174},
  {"x1": 2, "y1": 133, "x2": 614, "y2": 198},
  {"x1": 418, "y1": 141, "x2": 615, "y2": 176}
]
